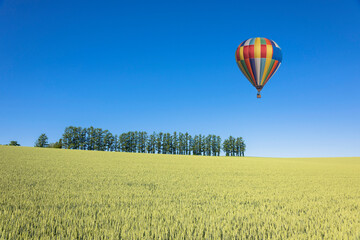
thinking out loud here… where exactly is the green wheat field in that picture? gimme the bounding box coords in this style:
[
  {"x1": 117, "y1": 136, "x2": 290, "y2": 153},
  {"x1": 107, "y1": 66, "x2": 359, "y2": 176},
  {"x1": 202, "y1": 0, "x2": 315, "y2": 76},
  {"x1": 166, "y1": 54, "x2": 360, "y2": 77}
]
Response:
[{"x1": 0, "y1": 146, "x2": 359, "y2": 239}]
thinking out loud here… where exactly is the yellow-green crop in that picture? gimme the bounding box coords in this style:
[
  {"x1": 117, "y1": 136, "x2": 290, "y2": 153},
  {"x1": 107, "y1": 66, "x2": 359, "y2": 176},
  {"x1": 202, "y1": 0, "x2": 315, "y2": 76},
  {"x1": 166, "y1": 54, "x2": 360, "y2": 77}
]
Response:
[{"x1": 0, "y1": 146, "x2": 359, "y2": 239}]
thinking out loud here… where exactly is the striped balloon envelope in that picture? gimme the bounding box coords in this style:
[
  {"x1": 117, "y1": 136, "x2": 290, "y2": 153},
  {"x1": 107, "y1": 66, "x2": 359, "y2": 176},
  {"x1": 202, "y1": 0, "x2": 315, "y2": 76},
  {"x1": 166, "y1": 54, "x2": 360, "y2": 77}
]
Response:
[{"x1": 235, "y1": 37, "x2": 282, "y2": 98}]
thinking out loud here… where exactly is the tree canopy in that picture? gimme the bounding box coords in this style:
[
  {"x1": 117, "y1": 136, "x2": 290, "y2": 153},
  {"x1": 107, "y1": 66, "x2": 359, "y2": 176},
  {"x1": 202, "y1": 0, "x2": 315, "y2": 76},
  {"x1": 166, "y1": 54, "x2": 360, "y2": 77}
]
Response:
[
  {"x1": 35, "y1": 134, "x2": 49, "y2": 148},
  {"x1": 59, "y1": 126, "x2": 245, "y2": 156},
  {"x1": 8, "y1": 141, "x2": 20, "y2": 146}
]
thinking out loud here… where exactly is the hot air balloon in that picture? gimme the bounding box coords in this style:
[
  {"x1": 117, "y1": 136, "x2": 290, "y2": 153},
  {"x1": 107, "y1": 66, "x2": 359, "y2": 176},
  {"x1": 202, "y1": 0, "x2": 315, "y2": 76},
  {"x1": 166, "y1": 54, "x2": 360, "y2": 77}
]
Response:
[{"x1": 235, "y1": 37, "x2": 282, "y2": 98}]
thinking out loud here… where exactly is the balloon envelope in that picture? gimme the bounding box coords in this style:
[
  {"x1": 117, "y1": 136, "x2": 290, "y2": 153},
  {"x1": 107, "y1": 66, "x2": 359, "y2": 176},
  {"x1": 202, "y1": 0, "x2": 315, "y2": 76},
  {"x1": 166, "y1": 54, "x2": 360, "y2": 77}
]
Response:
[{"x1": 235, "y1": 37, "x2": 282, "y2": 93}]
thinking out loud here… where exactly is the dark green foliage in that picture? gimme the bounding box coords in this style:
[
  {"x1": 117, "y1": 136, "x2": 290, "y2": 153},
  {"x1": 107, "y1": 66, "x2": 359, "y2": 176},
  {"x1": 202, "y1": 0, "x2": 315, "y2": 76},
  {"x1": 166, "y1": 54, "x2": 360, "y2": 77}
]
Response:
[
  {"x1": 103, "y1": 130, "x2": 114, "y2": 151},
  {"x1": 48, "y1": 140, "x2": 62, "y2": 148},
  {"x1": 156, "y1": 132, "x2": 163, "y2": 154},
  {"x1": 113, "y1": 134, "x2": 118, "y2": 152},
  {"x1": 147, "y1": 132, "x2": 156, "y2": 154},
  {"x1": 8, "y1": 141, "x2": 20, "y2": 146},
  {"x1": 58, "y1": 126, "x2": 245, "y2": 156},
  {"x1": 35, "y1": 133, "x2": 49, "y2": 148},
  {"x1": 222, "y1": 136, "x2": 245, "y2": 156}
]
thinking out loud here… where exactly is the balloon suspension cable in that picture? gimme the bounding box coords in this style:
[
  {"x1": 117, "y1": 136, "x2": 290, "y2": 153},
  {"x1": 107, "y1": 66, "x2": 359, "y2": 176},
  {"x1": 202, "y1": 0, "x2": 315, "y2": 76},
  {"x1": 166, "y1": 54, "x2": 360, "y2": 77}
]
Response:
[{"x1": 257, "y1": 91, "x2": 261, "y2": 98}]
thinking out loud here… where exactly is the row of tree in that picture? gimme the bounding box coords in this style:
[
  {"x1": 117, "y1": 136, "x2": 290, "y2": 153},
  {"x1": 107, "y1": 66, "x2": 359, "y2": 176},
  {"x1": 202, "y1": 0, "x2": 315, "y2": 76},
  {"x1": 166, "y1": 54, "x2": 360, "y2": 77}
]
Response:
[{"x1": 35, "y1": 126, "x2": 246, "y2": 156}]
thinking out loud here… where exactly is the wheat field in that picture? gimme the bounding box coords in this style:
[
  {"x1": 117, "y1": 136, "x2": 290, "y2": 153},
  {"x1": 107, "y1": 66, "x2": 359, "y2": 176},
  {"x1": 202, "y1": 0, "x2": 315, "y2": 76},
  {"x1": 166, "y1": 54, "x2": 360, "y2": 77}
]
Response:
[{"x1": 0, "y1": 146, "x2": 359, "y2": 239}]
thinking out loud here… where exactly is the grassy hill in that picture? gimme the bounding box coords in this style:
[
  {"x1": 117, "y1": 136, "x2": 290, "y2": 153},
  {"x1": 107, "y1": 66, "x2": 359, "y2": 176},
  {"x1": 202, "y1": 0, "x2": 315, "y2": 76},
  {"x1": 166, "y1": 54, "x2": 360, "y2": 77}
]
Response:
[{"x1": 0, "y1": 146, "x2": 359, "y2": 239}]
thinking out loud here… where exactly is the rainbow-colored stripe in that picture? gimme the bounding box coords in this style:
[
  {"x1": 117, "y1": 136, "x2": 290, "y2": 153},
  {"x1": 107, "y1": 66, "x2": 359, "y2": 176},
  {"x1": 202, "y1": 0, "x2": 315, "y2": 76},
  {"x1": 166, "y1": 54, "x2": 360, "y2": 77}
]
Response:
[{"x1": 235, "y1": 37, "x2": 282, "y2": 90}]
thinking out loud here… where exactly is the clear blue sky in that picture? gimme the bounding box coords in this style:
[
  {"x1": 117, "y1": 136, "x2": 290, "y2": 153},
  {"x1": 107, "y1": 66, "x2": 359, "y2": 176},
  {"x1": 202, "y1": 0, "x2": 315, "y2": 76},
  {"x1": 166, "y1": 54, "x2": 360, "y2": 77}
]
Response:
[{"x1": 1, "y1": 0, "x2": 359, "y2": 157}]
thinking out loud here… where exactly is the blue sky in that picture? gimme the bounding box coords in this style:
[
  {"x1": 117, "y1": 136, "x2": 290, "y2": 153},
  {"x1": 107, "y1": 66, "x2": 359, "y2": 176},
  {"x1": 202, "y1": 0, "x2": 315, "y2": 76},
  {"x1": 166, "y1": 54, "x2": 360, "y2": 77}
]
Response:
[{"x1": 1, "y1": 0, "x2": 359, "y2": 157}]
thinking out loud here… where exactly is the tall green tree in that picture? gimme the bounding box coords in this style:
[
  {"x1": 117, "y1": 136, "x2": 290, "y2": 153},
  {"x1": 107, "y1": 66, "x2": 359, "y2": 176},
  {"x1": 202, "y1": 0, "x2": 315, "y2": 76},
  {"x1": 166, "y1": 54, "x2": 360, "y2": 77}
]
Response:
[
  {"x1": 74, "y1": 127, "x2": 82, "y2": 149},
  {"x1": 93, "y1": 128, "x2": 104, "y2": 151},
  {"x1": 80, "y1": 128, "x2": 87, "y2": 150},
  {"x1": 140, "y1": 132, "x2": 148, "y2": 153},
  {"x1": 62, "y1": 126, "x2": 73, "y2": 149},
  {"x1": 222, "y1": 139, "x2": 229, "y2": 156},
  {"x1": 205, "y1": 135, "x2": 212, "y2": 156},
  {"x1": 199, "y1": 134, "x2": 204, "y2": 155},
  {"x1": 35, "y1": 133, "x2": 49, "y2": 147},
  {"x1": 240, "y1": 137, "x2": 246, "y2": 156},
  {"x1": 172, "y1": 132, "x2": 178, "y2": 154},
  {"x1": 192, "y1": 135, "x2": 199, "y2": 155},
  {"x1": 103, "y1": 131, "x2": 114, "y2": 151},
  {"x1": 87, "y1": 127, "x2": 95, "y2": 150},
  {"x1": 147, "y1": 132, "x2": 156, "y2": 154},
  {"x1": 188, "y1": 134, "x2": 193, "y2": 155},
  {"x1": 156, "y1": 132, "x2": 163, "y2": 154},
  {"x1": 113, "y1": 134, "x2": 118, "y2": 152},
  {"x1": 211, "y1": 135, "x2": 217, "y2": 156},
  {"x1": 178, "y1": 132, "x2": 184, "y2": 155},
  {"x1": 229, "y1": 136, "x2": 236, "y2": 156},
  {"x1": 216, "y1": 136, "x2": 221, "y2": 156},
  {"x1": 129, "y1": 131, "x2": 136, "y2": 152},
  {"x1": 119, "y1": 133, "x2": 128, "y2": 152},
  {"x1": 163, "y1": 133, "x2": 171, "y2": 154}
]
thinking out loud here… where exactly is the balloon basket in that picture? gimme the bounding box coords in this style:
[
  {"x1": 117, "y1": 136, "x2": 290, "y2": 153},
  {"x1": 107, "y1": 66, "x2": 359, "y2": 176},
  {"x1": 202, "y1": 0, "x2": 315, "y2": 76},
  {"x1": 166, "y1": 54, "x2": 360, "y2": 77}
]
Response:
[{"x1": 257, "y1": 93, "x2": 261, "y2": 98}]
